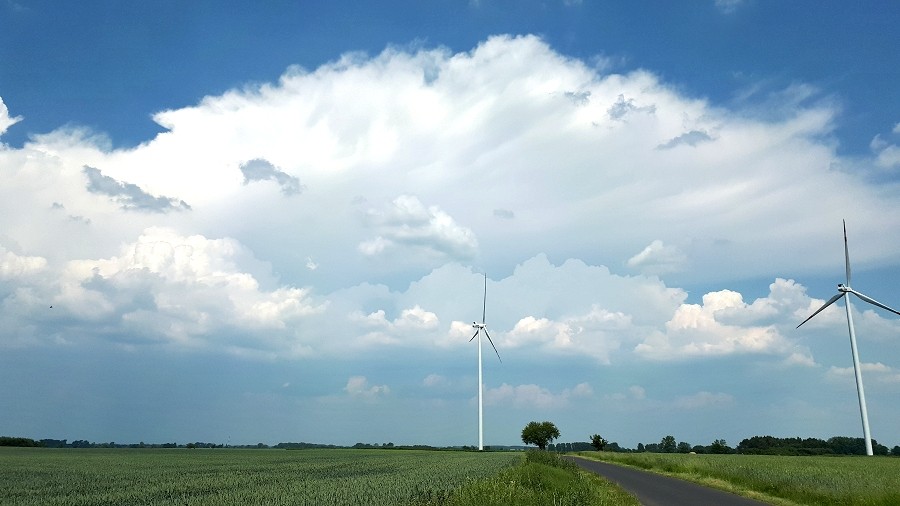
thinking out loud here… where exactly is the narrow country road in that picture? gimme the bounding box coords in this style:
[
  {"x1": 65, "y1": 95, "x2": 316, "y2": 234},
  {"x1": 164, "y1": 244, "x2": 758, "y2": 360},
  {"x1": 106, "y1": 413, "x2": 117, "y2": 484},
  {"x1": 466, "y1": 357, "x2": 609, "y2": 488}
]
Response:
[{"x1": 564, "y1": 456, "x2": 771, "y2": 506}]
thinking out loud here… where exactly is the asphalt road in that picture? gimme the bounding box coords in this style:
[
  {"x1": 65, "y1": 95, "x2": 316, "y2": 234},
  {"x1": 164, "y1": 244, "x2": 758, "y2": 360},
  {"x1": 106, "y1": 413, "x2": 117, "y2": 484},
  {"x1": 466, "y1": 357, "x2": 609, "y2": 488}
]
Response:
[{"x1": 565, "y1": 456, "x2": 772, "y2": 506}]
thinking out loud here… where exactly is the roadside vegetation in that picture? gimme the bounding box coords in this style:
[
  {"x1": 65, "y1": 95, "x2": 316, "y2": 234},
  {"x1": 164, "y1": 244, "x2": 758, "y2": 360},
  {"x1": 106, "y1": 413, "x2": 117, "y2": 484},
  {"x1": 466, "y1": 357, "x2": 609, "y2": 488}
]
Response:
[
  {"x1": 577, "y1": 451, "x2": 900, "y2": 506},
  {"x1": 423, "y1": 420, "x2": 637, "y2": 505},
  {"x1": 425, "y1": 450, "x2": 639, "y2": 506}
]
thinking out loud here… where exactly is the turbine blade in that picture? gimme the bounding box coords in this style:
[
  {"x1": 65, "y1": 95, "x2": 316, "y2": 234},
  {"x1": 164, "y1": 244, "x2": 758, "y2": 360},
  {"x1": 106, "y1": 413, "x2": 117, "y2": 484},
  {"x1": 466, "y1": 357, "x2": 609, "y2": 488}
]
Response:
[
  {"x1": 484, "y1": 329, "x2": 502, "y2": 363},
  {"x1": 848, "y1": 289, "x2": 900, "y2": 317},
  {"x1": 469, "y1": 330, "x2": 480, "y2": 342},
  {"x1": 482, "y1": 273, "x2": 487, "y2": 324},
  {"x1": 844, "y1": 219, "x2": 851, "y2": 286},
  {"x1": 797, "y1": 292, "x2": 845, "y2": 328}
]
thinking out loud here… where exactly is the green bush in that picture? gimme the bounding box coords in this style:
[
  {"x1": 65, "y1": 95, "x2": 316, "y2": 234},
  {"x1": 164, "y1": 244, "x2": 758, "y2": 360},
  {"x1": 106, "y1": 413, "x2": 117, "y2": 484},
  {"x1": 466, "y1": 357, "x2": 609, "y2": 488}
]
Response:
[{"x1": 524, "y1": 449, "x2": 572, "y2": 468}]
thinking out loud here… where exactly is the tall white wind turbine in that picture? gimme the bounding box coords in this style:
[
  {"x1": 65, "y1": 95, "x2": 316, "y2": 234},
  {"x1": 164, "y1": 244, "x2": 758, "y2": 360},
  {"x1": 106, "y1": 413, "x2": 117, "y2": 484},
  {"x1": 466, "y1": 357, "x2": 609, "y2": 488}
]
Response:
[
  {"x1": 797, "y1": 220, "x2": 900, "y2": 456},
  {"x1": 470, "y1": 273, "x2": 501, "y2": 451}
]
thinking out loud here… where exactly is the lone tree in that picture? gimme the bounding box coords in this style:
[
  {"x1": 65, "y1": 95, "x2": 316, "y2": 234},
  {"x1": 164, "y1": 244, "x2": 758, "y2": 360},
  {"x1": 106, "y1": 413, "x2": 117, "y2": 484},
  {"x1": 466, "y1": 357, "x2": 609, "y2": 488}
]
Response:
[
  {"x1": 661, "y1": 435, "x2": 677, "y2": 453},
  {"x1": 521, "y1": 421, "x2": 560, "y2": 450},
  {"x1": 590, "y1": 434, "x2": 607, "y2": 451}
]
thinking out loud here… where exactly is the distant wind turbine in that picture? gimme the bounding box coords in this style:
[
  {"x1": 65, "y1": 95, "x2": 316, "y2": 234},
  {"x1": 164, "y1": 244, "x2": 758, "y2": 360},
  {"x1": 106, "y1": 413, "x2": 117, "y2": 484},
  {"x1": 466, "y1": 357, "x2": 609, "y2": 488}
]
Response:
[
  {"x1": 470, "y1": 273, "x2": 501, "y2": 451},
  {"x1": 797, "y1": 220, "x2": 900, "y2": 456}
]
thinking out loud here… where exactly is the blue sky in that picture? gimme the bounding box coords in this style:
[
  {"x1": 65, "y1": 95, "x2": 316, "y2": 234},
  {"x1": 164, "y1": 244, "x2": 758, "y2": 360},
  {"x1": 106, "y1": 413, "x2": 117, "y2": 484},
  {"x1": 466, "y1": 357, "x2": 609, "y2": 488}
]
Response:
[{"x1": 1, "y1": 0, "x2": 900, "y2": 449}]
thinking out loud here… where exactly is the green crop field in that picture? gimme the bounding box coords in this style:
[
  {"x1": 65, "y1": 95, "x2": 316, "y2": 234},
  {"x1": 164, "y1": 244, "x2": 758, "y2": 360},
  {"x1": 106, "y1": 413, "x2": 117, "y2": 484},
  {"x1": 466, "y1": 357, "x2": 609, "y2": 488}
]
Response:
[
  {"x1": 577, "y1": 451, "x2": 900, "y2": 506},
  {"x1": 0, "y1": 447, "x2": 523, "y2": 506}
]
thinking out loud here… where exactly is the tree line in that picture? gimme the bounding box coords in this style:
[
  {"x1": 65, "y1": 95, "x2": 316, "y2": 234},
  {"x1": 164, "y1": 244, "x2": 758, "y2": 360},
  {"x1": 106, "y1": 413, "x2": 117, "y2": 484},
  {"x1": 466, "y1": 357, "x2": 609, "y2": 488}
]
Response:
[
  {"x1": 0, "y1": 438, "x2": 214, "y2": 449},
  {"x1": 518, "y1": 421, "x2": 899, "y2": 457},
  {"x1": 558, "y1": 434, "x2": 898, "y2": 456},
  {"x1": 6, "y1": 432, "x2": 899, "y2": 456},
  {"x1": 0, "y1": 437, "x2": 516, "y2": 452},
  {"x1": 736, "y1": 435, "x2": 895, "y2": 456}
]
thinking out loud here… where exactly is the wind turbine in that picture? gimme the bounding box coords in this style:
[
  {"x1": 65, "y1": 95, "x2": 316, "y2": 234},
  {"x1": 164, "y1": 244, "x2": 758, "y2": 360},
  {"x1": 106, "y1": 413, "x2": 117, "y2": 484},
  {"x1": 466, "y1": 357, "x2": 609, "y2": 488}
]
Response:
[
  {"x1": 470, "y1": 273, "x2": 501, "y2": 451},
  {"x1": 797, "y1": 220, "x2": 900, "y2": 456}
]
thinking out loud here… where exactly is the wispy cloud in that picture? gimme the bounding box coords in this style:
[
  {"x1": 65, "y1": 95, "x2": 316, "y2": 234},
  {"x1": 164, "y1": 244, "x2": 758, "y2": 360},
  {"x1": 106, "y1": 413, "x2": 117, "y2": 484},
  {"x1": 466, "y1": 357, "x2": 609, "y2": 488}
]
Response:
[
  {"x1": 828, "y1": 363, "x2": 900, "y2": 384},
  {"x1": 627, "y1": 240, "x2": 687, "y2": 275},
  {"x1": 607, "y1": 93, "x2": 656, "y2": 120},
  {"x1": 870, "y1": 123, "x2": 900, "y2": 169},
  {"x1": 83, "y1": 167, "x2": 190, "y2": 213},
  {"x1": 672, "y1": 391, "x2": 734, "y2": 409},
  {"x1": 714, "y1": 0, "x2": 744, "y2": 14},
  {"x1": 657, "y1": 130, "x2": 713, "y2": 150},
  {"x1": 0, "y1": 97, "x2": 22, "y2": 136},
  {"x1": 238, "y1": 158, "x2": 305, "y2": 196}
]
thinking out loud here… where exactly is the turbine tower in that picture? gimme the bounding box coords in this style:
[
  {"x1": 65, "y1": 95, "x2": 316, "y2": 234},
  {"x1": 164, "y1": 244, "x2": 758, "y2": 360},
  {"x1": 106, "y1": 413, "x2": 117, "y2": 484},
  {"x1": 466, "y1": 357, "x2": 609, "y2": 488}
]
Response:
[
  {"x1": 470, "y1": 273, "x2": 501, "y2": 451},
  {"x1": 797, "y1": 220, "x2": 900, "y2": 455}
]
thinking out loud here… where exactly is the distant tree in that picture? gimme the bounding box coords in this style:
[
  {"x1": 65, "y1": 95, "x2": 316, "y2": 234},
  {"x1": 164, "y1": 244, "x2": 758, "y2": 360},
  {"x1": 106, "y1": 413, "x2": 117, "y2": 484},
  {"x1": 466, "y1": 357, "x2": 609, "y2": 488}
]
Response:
[
  {"x1": 572, "y1": 441, "x2": 594, "y2": 451},
  {"x1": 605, "y1": 442, "x2": 624, "y2": 452},
  {"x1": 590, "y1": 434, "x2": 607, "y2": 451},
  {"x1": 636, "y1": 443, "x2": 645, "y2": 452},
  {"x1": 677, "y1": 442, "x2": 692, "y2": 453},
  {"x1": 691, "y1": 445, "x2": 707, "y2": 454},
  {"x1": 661, "y1": 435, "x2": 677, "y2": 453},
  {"x1": 827, "y1": 436, "x2": 869, "y2": 455},
  {"x1": 891, "y1": 445, "x2": 900, "y2": 457},
  {"x1": 710, "y1": 439, "x2": 732, "y2": 454},
  {"x1": 737, "y1": 435, "x2": 840, "y2": 455},
  {"x1": 521, "y1": 421, "x2": 561, "y2": 450},
  {"x1": 550, "y1": 442, "x2": 575, "y2": 452},
  {"x1": 0, "y1": 437, "x2": 40, "y2": 447}
]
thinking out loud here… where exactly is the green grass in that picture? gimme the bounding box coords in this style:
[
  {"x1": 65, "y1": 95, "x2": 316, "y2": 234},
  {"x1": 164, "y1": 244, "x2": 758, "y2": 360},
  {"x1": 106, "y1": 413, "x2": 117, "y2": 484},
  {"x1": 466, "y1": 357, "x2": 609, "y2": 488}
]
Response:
[
  {"x1": 577, "y1": 451, "x2": 900, "y2": 506},
  {"x1": 429, "y1": 450, "x2": 640, "y2": 506},
  {"x1": 0, "y1": 447, "x2": 638, "y2": 506}
]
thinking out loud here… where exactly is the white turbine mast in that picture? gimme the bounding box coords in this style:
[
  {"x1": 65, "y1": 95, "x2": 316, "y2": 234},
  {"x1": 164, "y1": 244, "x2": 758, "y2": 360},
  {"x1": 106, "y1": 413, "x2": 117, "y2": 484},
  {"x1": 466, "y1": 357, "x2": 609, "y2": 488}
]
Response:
[
  {"x1": 470, "y1": 272, "x2": 501, "y2": 451},
  {"x1": 797, "y1": 220, "x2": 900, "y2": 456}
]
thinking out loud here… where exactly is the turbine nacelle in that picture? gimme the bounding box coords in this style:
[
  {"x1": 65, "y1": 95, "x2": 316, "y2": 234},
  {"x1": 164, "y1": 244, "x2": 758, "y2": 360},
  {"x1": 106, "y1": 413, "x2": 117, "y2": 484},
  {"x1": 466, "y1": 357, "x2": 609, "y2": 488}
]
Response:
[
  {"x1": 470, "y1": 272, "x2": 501, "y2": 452},
  {"x1": 838, "y1": 283, "x2": 850, "y2": 292}
]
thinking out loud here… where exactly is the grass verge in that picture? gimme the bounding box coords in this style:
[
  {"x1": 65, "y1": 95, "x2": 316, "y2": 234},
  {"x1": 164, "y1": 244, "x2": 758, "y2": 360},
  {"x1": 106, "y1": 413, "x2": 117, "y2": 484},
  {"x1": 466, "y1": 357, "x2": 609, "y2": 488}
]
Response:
[
  {"x1": 576, "y1": 451, "x2": 900, "y2": 506},
  {"x1": 419, "y1": 450, "x2": 640, "y2": 506}
]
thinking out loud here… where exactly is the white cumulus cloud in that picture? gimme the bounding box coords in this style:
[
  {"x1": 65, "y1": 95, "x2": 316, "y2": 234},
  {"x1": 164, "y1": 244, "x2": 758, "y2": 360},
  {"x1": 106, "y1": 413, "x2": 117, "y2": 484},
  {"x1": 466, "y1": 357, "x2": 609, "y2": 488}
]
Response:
[
  {"x1": 484, "y1": 382, "x2": 593, "y2": 409},
  {"x1": 345, "y1": 376, "x2": 390, "y2": 400},
  {"x1": 359, "y1": 195, "x2": 478, "y2": 260}
]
